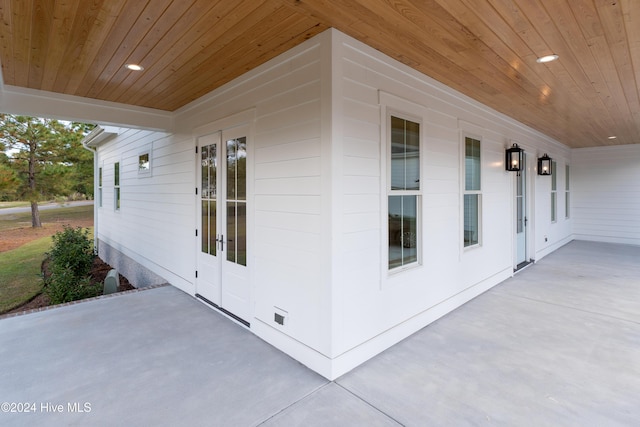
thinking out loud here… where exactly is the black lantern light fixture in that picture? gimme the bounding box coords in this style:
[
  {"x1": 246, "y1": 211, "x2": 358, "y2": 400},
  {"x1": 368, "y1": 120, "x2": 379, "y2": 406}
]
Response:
[
  {"x1": 505, "y1": 143, "x2": 524, "y2": 172},
  {"x1": 537, "y1": 153, "x2": 552, "y2": 176}
]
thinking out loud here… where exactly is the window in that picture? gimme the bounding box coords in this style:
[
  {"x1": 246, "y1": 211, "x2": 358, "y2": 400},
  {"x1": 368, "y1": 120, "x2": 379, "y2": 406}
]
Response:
[
  {"x1": 114, "y1": 162, "x2": 120, "y2": 211},
  {"x1": 551, "y1": 161, "x2": 557, "y2": 222},
  {"x1": 565, "y1": 164, "x2": 570, "y2": 219},
  {"x1": 388, "y1": 115, "x2": 420, "y2": 270},
  {"x1": 464, "y1": 136, "x2": 481, "y2": 247},
  {"x1": 138, "y1": 153, "x2": 150, "y2": 173},
  {"x1": 98, "y1": 167, "x2": 103, "y2": 208}
]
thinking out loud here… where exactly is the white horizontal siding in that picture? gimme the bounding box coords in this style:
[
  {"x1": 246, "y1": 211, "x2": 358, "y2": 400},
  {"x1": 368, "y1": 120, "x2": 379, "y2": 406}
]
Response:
[
  {"x1": 332, "y1": 31, "x2": 573, "y2": 359},
  {"x1": 572, "y1": 145, "x2": 640, "y2": 245},
  {"x1": 97, "y1": 129, "x2": 195, "y2": 291}
]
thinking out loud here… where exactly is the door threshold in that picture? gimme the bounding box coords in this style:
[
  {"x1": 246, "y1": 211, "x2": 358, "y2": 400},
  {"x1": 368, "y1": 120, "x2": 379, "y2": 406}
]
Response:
[
  {"x1": 196, "y1": 294, "x2": 250, "y2": 328},
  {"x1": 514, "y1": 260, "x2": 534, "y2": 273}
]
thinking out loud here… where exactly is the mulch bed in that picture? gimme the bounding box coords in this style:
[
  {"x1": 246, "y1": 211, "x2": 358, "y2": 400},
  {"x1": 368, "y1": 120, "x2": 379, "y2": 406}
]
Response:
[{"x1": 5, "y1": 256, "x2": 134, "y2": 315}]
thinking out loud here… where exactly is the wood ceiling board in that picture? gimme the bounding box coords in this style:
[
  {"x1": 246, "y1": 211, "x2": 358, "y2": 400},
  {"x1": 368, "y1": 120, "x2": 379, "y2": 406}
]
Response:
[
  {"x1": 621, "y1": 0, "x2": 640, "y2": 140},
  {"x1": 84, "y1": 0, "x2": 174, "y2": 100},
  {"x1": 121, "y1": 0, "x2": 270, "y2": 109},
  {"x1": 10, "y1": 0, "x2": 32, "y2": 87},
  {"x1": 39, "y1": 0, "x2": 76, "y2": 92},
  {"x1": 110, "y1": 0, "x2": 232, "y2": 106},
  {"x1": 91, "y1": 0, "x2": 198, "y2": 102},
  {"x1": 72, "y1": 0, "x2": 149, "y2": 96},
  {"x1": 0, "y1": 0, "x2": 15, "y2": 84},
  {"x1": 61, "y1": 0, "x2": 128, "y2": 94},
  {"x1": 0, "y1": 0, "x2": 638, "y2": 147},
  {"x1": 596, "y1": 0, "x2": 640, "y2": 141},
  {"x1": 148, "y1": 8, "x2": 325, "y2": 110},
  {"x1": 106, "y1": 0, "x2": 212, "y2": 103}
]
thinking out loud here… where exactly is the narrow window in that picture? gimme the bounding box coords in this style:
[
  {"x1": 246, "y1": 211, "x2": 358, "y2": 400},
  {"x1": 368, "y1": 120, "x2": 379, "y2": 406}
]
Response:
[
  {"x1": 565, "y1": 164, "x2": 570, "y2": 219},
  {"x1": 98, "y1": 167, "x2": 103, "y2": 208},
  {"x1": 388, "y1": 115, "x2": 420, "y2": 270},
  {"x1": 138, "y1": 153, "x2": 150, "y2": 173},
  {"x1": 551, "y1": 161, "x2": 557, "y2": 222},
  {"x1": 464, "y1": 136, "x2": 481, "y2": 247},
  {"x1": 114, "y1": 162, "x2": 120, "y2": 211}
]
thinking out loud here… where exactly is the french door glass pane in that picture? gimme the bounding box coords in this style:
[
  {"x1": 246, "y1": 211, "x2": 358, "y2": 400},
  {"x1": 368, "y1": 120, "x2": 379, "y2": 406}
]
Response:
[
  {"x1": 388, "y1": 195, "x2": 418, "y2": 269},
  {"x1": 237, "y1": 137, "x2": 247, "y2": 200},
  {"x1": 201, "y1": 143, "x2": 217, "y2": 255},
  {"x1": 227, "y1": 139, "x2": 236, "y2": 199},
  {"x1": 226, "y1": 202, "x2": 247, "y2": 266},
  {"x1": 226, "y1": 136, "x2": 247, "y2": 266}
]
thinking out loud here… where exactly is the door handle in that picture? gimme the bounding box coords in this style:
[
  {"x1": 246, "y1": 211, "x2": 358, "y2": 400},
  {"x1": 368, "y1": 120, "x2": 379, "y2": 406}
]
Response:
[
  {"x1": 216, "y1": 234, "x2": 225, "y2": 251},
  {"x1": 524, "y1": 217, "x2": 528, "y2": 226}
]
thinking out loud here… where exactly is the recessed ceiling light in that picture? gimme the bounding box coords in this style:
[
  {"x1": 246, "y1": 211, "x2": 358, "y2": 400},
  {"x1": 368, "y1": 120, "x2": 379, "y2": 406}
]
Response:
[
  {"x1": 536, "y1": 54, "x2": 559, "y2": 63},
  {"x1": 125, "y1": 63, "x2": 144, "y2": 71},
  {"x1": 608, "y1": 136, "x2": 617, "y2": 140}
]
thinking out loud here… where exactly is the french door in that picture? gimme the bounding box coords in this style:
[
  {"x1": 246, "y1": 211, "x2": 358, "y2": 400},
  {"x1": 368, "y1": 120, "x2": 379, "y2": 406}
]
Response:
[
  {"x1": 197, "y1": 125, "x2": 250, "y2": 326},
  {"x1": 515, "y1": 153, "x2": 528, "y2": 269}
]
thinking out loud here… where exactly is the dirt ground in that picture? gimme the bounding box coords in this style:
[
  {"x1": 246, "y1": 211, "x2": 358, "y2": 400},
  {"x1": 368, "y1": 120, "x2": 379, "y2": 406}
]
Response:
[{"x1": 0, "y1": 218, "x2": 94, "y2": 252}]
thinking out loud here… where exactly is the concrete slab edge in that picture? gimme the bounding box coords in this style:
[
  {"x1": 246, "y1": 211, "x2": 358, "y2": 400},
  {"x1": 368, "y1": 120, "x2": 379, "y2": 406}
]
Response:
[{"x1": 0, "y1": 283, "x2": 170, "y2": 321}]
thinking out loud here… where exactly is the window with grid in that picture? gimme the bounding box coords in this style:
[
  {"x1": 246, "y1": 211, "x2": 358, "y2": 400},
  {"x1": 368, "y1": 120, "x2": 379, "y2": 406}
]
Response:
[
  {"x1": 388, "y1": 115, "x2": 420, "y2": 270},
  {"x1": 464, "y1": 136, "x2": 481, "y2": 247},
  {"x1": 114, "y1": 162, "x2": 120, "y2": 211}
]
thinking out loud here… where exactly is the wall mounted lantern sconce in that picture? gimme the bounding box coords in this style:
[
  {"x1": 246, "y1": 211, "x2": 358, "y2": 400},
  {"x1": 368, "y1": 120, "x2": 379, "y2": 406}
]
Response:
[
  {"x1": 537, "y1": 153, "x2": 552, "y2": 176},
  {"x1": 505, "y1": 143, "x2": 524, "y2": 173}
]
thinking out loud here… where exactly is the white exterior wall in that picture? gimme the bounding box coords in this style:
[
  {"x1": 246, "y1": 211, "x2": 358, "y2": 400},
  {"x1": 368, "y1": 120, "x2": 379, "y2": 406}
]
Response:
[
  {"x1": 96, "y1": 129, "x2": 195, "y2": 292},
  {"x1": 328, "y1": 31, "x2": 573, "y2": 376},
  {"x1": 93, "y1": 29, "x2": 578, "y2": 379},
  {"x1": 96, "y1": 33, "x2": 334, "y2": 370},
  {"x1": 572, "y1": 144, "x2": 640, "y2": 245}
]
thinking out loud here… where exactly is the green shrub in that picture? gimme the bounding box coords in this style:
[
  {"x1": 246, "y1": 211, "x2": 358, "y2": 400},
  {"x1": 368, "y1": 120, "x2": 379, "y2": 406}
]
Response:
[
  {"x1": 45, "y1": 226, "x2": 99, "y2": 304},
  {"x1": 45, "y1": 268, "x2": 98, "y2": 304},
  {"x1": 47, "y1": 226, "x2": 94, "y2": 277}
]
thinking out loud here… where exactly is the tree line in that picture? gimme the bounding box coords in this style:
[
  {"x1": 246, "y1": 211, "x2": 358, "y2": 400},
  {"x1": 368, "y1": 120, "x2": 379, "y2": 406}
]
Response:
[{"x1": 0, "y1": 114, "x2": 95, "y2": 227}]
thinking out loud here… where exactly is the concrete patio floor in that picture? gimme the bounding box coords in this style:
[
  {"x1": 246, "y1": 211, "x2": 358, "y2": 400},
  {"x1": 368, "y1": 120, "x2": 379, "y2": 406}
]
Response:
[{"x1": 1, "y1": 240, "x2": 638, "y2": 426}]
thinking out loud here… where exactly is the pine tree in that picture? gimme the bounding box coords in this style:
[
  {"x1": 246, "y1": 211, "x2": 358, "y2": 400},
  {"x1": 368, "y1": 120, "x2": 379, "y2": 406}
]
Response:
[{"x1": 0, "y1": 115, "x2": 94, "y2": 227}]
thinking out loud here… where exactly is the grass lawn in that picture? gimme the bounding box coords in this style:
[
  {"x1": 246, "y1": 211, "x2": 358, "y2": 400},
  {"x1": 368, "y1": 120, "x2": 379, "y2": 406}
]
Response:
[
  {"x1": 0, "y1": 204, "x2": 94, "y2": 313},
  {"x1": 0, "y1": 236, "x2": 51, "y2": 314},
  {"x1": 0, "y1": 204, "x2": 93, "y2": 232}
]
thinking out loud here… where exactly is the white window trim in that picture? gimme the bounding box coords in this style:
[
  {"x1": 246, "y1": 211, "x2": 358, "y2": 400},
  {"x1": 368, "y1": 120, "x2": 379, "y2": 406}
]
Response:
[
  {"x1": 379, "y1": 92, "x2": 425, "y2": 278},
  {"x1": 460, "y1": 132, "x2": 483, "y2": 251}
]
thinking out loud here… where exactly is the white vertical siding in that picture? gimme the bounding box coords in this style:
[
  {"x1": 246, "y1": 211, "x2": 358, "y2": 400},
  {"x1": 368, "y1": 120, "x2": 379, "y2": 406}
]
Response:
[{"x1": 572, "y1": 145, "x2": 640, "y2": 245}]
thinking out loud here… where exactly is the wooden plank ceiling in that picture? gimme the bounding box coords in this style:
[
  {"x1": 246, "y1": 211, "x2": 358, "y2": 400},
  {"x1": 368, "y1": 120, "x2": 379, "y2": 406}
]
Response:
[{"x1": 0, "y1": 0, "x2": 638, "y2": 148}]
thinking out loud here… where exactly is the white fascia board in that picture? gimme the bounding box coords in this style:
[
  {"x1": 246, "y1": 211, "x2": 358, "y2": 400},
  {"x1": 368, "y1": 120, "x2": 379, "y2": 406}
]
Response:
[
  {"x1": 0, "y1": 84, "x2": 174, "y2": 132},
  {"x1": 82, "y1": 126, "x2": 122, "y2": 148}
]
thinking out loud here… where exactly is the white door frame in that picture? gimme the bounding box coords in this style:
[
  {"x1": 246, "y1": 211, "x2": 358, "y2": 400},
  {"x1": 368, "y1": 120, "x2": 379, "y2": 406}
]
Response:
[{"x1": 195, "y1": 117, "x2": 253, "y2": 327}]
